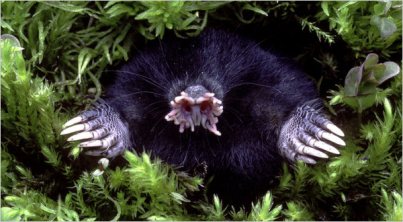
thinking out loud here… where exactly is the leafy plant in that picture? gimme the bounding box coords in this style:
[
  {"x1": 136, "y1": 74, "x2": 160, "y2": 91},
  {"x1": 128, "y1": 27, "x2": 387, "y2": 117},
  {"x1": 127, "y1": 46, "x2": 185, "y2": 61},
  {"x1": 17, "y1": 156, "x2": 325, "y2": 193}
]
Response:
[
  {"x1": 133, "y1": 1, "x2": 228, "y2": 39},
  {"x1": 379, "y1": 189, "x2": 403, "y2": 221},
  {"x1": 282, "y1": 201, "x2": 314, "y2": 221},
  {"x1": 1, "y1": 191, "x2": 89, "y2": 221},
  {"x1": 1, "y1": 36, "x2": 69, "y2": 173},
  {"x1": 317, "y1": 1, "x2": 402, "y2": 58},
  {"x1": 330, "y1": 53, "x2": 400, "y2": 113},
  {"x1": 1, "y1": 1, "x2": 401, "y2": 221},
  {"x1": 299, "y1": 17, "x2": 335, "y2": 45}
]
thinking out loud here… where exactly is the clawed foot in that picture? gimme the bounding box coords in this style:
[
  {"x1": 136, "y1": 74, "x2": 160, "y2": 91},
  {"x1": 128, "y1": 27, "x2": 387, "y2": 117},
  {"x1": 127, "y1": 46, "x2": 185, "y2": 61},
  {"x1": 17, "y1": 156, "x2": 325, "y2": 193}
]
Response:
[
  {"x1": 278, "y1": 101, "x2": 345, "y2": 164},
  {"x1": 61, "y1": 103, "x2": 131, "y2": 158}
]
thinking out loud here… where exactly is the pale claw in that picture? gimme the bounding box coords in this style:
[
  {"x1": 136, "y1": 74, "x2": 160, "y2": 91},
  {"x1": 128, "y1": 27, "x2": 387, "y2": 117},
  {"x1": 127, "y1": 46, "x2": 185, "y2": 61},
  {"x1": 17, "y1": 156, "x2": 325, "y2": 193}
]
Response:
[
  {"x1": 67, "y1": 128, "x2": 109, "y2": 142},
  {"x1": 79, "y1": 134, "x2": 117, "y2": 149},
  {"x1": 79, "y1": 140, "x2": 104, "y2": 148},
  {"x1": 67, "y1": 131, "x2": 93, "y2": 141},
  {"x1": 325, "y1": 123, "x2": 345, "y2": 137},
  {"x1": 313, "y1": 141, "x2": 340, "y2": 155},
  {"x1": 320, "y1": 131, "x2": 346, "y2": 146},
  {"x1": 299, "y1": 131, "x2": 340, "y2": 154},
  {"x1": 296, "y1": 155, "x2": 316, "y2": 165},
  {"x1": 60, "y1": 124, "x2": 86, "y2": 135},
  {"x1": 85, "y1": 142, "x2": 125, "y2": 158},
  {"x1": 293, "y1": 138, "x2": 328, "y2": 159},
  {"x1": 63, "y1": 116, "x2": 84, "y2": 128}
]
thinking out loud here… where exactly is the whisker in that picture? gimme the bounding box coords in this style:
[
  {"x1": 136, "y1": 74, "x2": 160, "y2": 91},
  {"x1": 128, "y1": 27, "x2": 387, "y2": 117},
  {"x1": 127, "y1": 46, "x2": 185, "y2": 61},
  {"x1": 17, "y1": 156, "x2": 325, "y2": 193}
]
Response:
[
  {"x1": 158, "y1": 39, "x2": 176, "y2": 80},
  {"x1": 103, "y1": 90, "x2": 166, "y2": 104},
  {"x1": 218, "y1": 115, "x2": 233, "y2": 134},
  {"x1": 151, "y1": 115, "x2": 169, "y2": 134},
  {"x1": 103, "y1": 69, "x2": 167, "y2": 92},
  {"x1": 143, "y1": 100, "x2": 168, "y2": 112},
  {"x1": 224, "y1": 82, "x2": 282, "y2": 94},
  {"x1": 181, "y1": 133, "x2": 192, "y2": 167},
  {"x1": 179, "y1": 147, "x2": 189, "y2": 168},
  {"x1": 217, "y1": 39, "x2": 266, "y2": 83},
  {"x1": 147, "y1": 105, "x2": 168, "y2": 116},
  {"x1": 223, "y1": 106, "x2": 244, "y2": 124}
]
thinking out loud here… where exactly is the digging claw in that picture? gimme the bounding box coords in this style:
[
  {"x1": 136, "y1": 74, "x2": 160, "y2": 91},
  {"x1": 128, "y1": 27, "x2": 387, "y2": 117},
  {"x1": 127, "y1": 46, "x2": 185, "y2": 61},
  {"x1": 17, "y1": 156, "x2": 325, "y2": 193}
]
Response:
[
  {"x1": 60, "y1": 124, "x2": 86, "y2": 135},
  {"x1": 325, "y1": 123, "x2": 344, "y2": 137},
  {"x1": 61, "y1": 103, "x2": 131, "y2": 158},
  {"x1": 63, "y1": 116, "x2": 84, "y2": 128},
  {"x1": 278, "y1": 100, "x2": 345, "y2": 164},
  {"x1": 67, "y1": 131, "x2": 94, "y2": 141},
  {"x1": 320, "y1": 132, "x2": 345, "y2": 146}
]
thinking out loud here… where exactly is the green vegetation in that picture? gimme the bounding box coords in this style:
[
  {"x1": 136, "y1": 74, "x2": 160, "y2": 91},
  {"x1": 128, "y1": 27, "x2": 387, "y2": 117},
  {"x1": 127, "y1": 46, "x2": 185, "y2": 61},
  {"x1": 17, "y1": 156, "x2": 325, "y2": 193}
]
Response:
[
  {"x1": 317, "y1": 1, "x2": 402, "y2": 58},
  {"x1": 330, "y1": 53, "x2": 400, "y2": 113},
  {"x1": 1, "y1": 1, "x2": 401, "y2": 221}
]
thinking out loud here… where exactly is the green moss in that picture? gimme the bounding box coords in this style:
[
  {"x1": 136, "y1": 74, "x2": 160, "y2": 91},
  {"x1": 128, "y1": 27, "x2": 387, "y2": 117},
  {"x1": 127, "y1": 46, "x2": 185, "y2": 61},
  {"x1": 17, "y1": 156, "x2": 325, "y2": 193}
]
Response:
[{"x1": 1, "y1": 1, "x2": 401, "y2": 221}]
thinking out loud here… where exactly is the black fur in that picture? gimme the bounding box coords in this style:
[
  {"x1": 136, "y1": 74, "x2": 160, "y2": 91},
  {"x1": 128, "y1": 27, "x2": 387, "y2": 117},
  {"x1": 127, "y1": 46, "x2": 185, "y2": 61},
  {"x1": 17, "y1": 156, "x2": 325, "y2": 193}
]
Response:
[{"x1": 103, "y1": 29, "x2": 319, "y2": 207}]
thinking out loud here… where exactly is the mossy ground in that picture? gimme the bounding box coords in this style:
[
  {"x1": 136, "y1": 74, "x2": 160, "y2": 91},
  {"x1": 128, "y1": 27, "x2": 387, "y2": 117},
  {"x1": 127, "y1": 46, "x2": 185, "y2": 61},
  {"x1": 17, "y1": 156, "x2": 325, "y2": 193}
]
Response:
[{"x1": 1, "y1": 1, "x2": 402, "y2": 221}]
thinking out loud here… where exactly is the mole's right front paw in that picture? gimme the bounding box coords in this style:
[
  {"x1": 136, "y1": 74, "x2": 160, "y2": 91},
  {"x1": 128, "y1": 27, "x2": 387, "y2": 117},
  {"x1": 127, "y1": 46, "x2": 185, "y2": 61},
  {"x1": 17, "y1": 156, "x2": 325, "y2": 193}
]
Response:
[{"x1": 61, "y1": 103, "x2": 131, "y2": 158}]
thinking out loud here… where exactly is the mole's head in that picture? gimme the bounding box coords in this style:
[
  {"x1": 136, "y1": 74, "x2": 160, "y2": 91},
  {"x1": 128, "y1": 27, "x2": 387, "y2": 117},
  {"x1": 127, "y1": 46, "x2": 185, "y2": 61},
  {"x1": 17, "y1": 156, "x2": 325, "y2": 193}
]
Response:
[{"x1": 165, "y1": 83, "x2": 224, "y2": 136}]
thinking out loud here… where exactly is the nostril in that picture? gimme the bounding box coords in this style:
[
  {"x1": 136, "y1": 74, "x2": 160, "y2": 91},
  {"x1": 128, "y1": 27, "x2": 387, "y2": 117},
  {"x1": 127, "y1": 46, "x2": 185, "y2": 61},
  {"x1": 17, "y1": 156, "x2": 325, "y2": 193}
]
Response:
[
  {"x1": 184, "y1": 105, "x2": 192, "y2": 112},
  {"x1": 179, "y1": 100, "x2": 192, "y2": 113},
  {"x1": 200, "y1": 101, "x2": 210, "y2": 112}
]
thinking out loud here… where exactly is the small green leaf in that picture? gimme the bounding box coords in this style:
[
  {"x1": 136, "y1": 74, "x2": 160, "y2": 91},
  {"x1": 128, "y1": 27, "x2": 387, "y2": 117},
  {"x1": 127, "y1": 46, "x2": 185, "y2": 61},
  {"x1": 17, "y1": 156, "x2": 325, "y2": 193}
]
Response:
[
  {"x1": 283, "y1": 201, "x2": 313, "y2": 221},
  {"x1": 166, "y1": 22, "x2": 173, "y2": 29},
  {"x1": 116, "y1": 45, "x2": 128, "y2": 61},
  {"x1": 329, "y1": 94, "x2": 342, "y2": 105},
  {"x1": 371, "y1": 63, "x2": 386, "y2": 82},
  {"x1": 37, "y1": 21, "x2": 46, "y2": 64},
  {"x1": 383, "y1": 98, "x2": 392, "y2": 119},
  {"x1": 171, "y1": 192, "x2": 189, "y2": 203},
  {"x1": 69, "y1": 146, "x2": 81, "y2": 159},
  {"x1": 341, "y1": 193, "x2": 347, "y2": 203},
  {"x1": 321, "y1": 2, "x2": 330, "y2": 16},
  {"x1": 112, "y1": 24, "x2": 131, "y2": 50},
  {"x1": 343, "y1": 94, "x2": 377, "y2": 113},
  {"x1": 363, "y1": 53, "x2": 379, "y2": 70},
  {"x1": 41, "y1": 145, "x2": 61, "y2": 167},
  {"x1": 357, "y1": 94, "x2": 377, "y2": 111},
  {"x1": 249, "y1": 192, "x2": 282, "y2": 221},
  {"x1": 377, "y1": 62, "x2": 400, "y2": 84},
  {"x1": 344, "y1": 66, "x2": 362, "y2": 96},
  {"x1": 1, "y1": 207, "x2": 21, "y2": 221},
  {"x1": 40, "y1": 203, "x2": 57, "y2": 214},
  {"x1": 106, "y1": 4, "x2": 136, "y2": 17},
  {"x1": 92, "y1": 169, "x2": 104, "y2": 176},
  {"x1": 359, "y1": 82, "x2": 378, "y2": 95},
  {"x1": 1, "y1": 19, "x2": 14, "y2": 32},
  {"x1": 15, "y1": 165, "x2": 32, "y2": 178},
  {"x1": 102, "y1": 45, "x2": 112, "y2": 64},
  {"x1": 147, "y1": 216, "x2": 167, "y2": 221},
  {"x1": 1, "y1": 34, "x2": 22, "y2": 49},
  {"x1": 373, "y1": 3, "x2": 385, "y2": 16},
  {"x1": 77, "y1": 48, "x2": 93, "y2": 84},
  {"x1": 134, "y1": 11, "x2": 148, "y2": 20},
  {"x1": 4, "y1": 195, "x2": 21, "y2": 204},
  {"x1": 371, "y1": 16, "x2": 397, "y2": 39},
  {"x1": 124, "y1": 150, "x2": 139, "y2": 165},
  {"x1": 41, "y1": 1, "x2": 88, "y2": 13},
  {"x1": 243, "y1": 3, "x2": 268, "y2": 16}
]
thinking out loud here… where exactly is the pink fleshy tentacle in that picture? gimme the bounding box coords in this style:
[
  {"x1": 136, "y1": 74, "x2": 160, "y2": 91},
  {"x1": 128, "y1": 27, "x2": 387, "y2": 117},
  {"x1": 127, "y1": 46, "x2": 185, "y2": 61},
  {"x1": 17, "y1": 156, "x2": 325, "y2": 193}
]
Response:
[{"x1": 206, "y1": 121, "x2": 221, "y2": 136}]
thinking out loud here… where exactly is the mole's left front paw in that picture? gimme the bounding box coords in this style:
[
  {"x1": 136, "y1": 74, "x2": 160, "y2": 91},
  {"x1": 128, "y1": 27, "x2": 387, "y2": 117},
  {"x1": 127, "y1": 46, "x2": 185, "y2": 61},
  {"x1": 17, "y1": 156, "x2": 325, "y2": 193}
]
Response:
[{"x1": 277, "y1": 101, "x2": 345, "y2": 164}]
